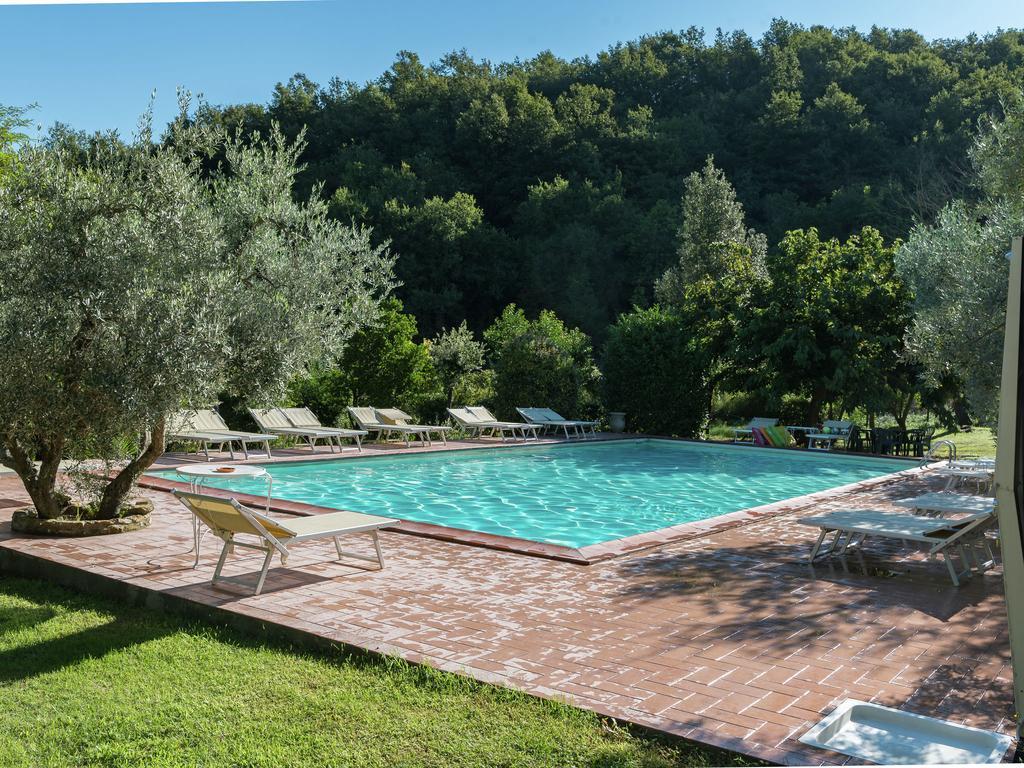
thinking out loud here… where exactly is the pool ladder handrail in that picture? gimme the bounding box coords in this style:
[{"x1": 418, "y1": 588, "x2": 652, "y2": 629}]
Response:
[{"x1": 922, "y1": 439, "x2": 957, "y2": 467}]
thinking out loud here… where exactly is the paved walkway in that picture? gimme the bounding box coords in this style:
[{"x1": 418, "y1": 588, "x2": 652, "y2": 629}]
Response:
[{"x1": 0, "y1": 445, "x2": 1013, "y2": 765}]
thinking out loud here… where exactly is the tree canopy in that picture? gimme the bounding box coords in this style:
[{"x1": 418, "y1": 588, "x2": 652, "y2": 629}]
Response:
[
  {"x1": 0, "y1": 111, "x2": 394, "y2": 518},
  {"x1": 199, "y1": 23, "x2": 1024, "y2": 338}
]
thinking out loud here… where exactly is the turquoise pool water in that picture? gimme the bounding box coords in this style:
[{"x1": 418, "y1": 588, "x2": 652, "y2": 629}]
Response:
[{"x1": 151, "y1": 440, "x2": 910, "y2": 548}]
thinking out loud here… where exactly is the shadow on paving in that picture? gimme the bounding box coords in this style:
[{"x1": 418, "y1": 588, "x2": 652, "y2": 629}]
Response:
[{"x1": 611, "y1": 539, "x2": 1010, "y2": 728}]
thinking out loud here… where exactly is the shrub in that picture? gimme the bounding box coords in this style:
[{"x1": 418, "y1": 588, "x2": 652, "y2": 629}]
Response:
[
  {"x1": 288, "y1": 298, "x2": 438, "y2": 426},
  {"x1": 484, "y1": 305, "x2": 601, "y2": 421},
  {"x1": 603, "y1": 306, "x2": 711, "y2": 436}
]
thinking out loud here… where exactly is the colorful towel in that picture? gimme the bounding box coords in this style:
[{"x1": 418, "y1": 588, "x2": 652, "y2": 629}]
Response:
[{"x1": 752, "y1": 426, "x2": 795, "y2": 448}]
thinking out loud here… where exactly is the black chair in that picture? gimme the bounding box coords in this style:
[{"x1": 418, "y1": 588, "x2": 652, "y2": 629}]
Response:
[
  {"x1": 908, "y1": 427, "x2": 934, "y2": 458},
  {"x1": 872, "y1": 428, "x2": 902, "y2": 455}
]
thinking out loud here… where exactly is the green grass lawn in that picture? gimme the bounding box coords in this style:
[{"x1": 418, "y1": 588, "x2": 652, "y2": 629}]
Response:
[
  {"x1": 0, "y1": 576, "x2": 757, "y2": 768},
  {"x1": 933, "y1": 426, "x2": 997, "y2": 459}
]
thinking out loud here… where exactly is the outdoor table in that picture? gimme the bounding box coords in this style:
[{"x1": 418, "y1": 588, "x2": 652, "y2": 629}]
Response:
[{"x1": 175, "y1": 464, "x2": 273, "y2": 567}]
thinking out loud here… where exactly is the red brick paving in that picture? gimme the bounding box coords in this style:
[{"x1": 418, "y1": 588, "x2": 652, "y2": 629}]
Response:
[{"x1": 0, "y1": 441, "x2": 1014, "y2": 765}]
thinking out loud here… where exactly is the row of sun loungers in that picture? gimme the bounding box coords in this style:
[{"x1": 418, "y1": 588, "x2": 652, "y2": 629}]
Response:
[{"x1": 168, "y1": 404, "x2": 597, "y2": 459}]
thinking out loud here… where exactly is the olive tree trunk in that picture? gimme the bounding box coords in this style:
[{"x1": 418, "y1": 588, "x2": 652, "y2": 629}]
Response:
[
  {"x1": 97, "y1": 416, "x2": 167, "y2": 519},
  {"x1": 1, "y1": 435, "x2": 66, "y2": 519}
]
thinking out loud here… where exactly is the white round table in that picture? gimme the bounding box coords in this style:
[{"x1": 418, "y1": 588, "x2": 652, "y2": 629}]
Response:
[{"x1": 175, "y1": 464, "x2": 273, "y2": 567}]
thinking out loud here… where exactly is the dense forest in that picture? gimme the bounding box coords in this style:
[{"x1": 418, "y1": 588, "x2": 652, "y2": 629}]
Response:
[{"x1": 200, "y1": 20, "x2": 1024, "y2": 339}]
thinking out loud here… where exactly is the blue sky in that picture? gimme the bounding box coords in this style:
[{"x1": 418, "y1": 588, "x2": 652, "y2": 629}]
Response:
[{"x1": 3, "y1": 0, "x2": 1023, "y2": 137}]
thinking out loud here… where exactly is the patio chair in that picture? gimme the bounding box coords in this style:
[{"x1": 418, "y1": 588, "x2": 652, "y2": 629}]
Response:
[
  {"x1": 172, "y1": 490, "x2": 396, "y2": 595},
  {"x1": 167, "y1": 409, "x2": 277, "y2": 460},
  {"x1": 375, "y1": 408, "x2": 451, "y2": 445},
  {"x1": 799, "y1": 508, "x2": 997, "y2": 586},
  {"x1": 346, "y1": 407, "x2": 430, "y2": 448},
  {"x1": 516, "y1": 407, "x2": 597, "y2": 439},
  {"x1": 733, "y1": 417, "x2": 779, "y2": 444},
  {"x1": 249, "y1": 407, "x2": 367, "y2": 453},
  {"x1": 805, "y1": 420, "x2": 855, "y2": 451}
]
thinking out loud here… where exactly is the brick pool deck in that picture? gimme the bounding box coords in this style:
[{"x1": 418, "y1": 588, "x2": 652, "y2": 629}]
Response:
[{"x1": 0, "y1": 438, "x2": 1014, "y2": 765}]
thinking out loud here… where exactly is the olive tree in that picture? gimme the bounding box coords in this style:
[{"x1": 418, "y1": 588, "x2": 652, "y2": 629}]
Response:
[
  {"x1": 0, "y1": 112, "x2": 394, "y2": 519},
  {"x1": 897, "y1": 93, "x2": 1024, "y2": 424},
  {"x1": 429, "y1": 321, "x2": 485, "y2": 408}
]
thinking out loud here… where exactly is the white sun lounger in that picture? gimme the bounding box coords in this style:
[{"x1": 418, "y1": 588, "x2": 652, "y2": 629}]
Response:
[
  {"x1": 249, "y1": 407, "x2": 367, "y2": 453},
  {"x1": 173, "y1": 490, "x2": 396, "y2": 595},
  {"x1": 892, "y1": 492, "x2": 995, "y2": 517},
  {"x1": 935, "y1": 466, "x2": 994, "y2": 493},
  {"x1": 448, "y1": 407, "x2": 538, "y2": 441},
  {"x1": 516, "y1": 407, "x2": 597, "y2": 439},
  {"x1": 167, "y1": 409, "x2": 277, "y2": 460},
  {"x1": 800, "y1": 508, "x2": 997, "y2": 586},
  {"x1": 375, "y1": 408, "x2": 451, "y2": 445},
  {"x1": 347, "y1": 407, "x2": 431, "y2": 447},
  {"x1": 732, "y1": 417, "x2": 778, "y2": 443},
  {"x1": 805, "y1": 420, "x2": 855, "y2": 451},
  {"x1": 466, "y1": 406, "x2": 539, "y2": 441}
]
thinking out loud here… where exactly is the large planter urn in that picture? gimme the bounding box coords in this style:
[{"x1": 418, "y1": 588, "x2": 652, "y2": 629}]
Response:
[{"x1": 608, "y1": 412, "x2": 627, "y2": 433}]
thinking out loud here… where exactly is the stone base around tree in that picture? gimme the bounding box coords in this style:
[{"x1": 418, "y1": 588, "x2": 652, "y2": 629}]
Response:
[{"x1": 11, "y1": 499, "x2": 153, "y2": 537}]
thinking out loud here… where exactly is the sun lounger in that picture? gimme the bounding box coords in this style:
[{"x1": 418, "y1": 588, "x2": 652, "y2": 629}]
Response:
[
  {"x1": 173, "y1": 490, "x2": 397, "y2": 595},
  {"x1": 806, "y1": 420, "x2": 855, "y2": 451},
  {"x1": 448, "y1": 407, "x2": 538, "y2": 441},
  {"x1": 935, "y1": 466, "x2": 994, "y2": 493},
  {"x1": 466, "y1": 406, "x2": 539, "y2": 441},
  {"x1": 892, "y1": 492, "x2": 995, "y2": 517},
  {"x1": 375, "y1": 408, "x2": 451, "y2": 445},
  {"x1": 800, "y1": 508, "x2": 997, "y2": 585},
  {"x1": 733, "y1": 417, "x2": 778, "y2": 443},
  {"x1": 516, "y1": 407, "x2": 597, "y2": 439},
  {"x1": 248, "y1": 407, "x2": 366, "y2": 453},
  {"x1": 346, "y1": 407, "x2": 430, "y2": 447},
  {"x1": 167, "y1": 409, "x2": 277, "y2": 460}
]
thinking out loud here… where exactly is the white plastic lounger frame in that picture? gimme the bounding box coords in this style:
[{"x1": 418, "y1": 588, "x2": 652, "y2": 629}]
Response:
[
  {"x1": 375, "y1": 408, "x2": 451, "y2": 446},
  {"x1": 801, "y1": 508, "x2": 997, "y2": 586},
  {"x1": 172, "y1": 490, "x2": 396, "y2": 595},
  {"x1": 448, "y1": 407, "x2": 538, "y2": 442},
  {"x1": 732, "y1": 416, "x2": 778, "y2": 443},
  {"x1": 249, "y1": 407, "x2": 366, "y2": 453},
  {"x1": 447, "y1": 407, "x2": 514, "y2": 441},
  {"x1": 516, "y1": 407, "x2": 597, "y2": 439},
  {"x1": 892, "y1": 492, "x2": 995, "y2": 517},
  {"x1": 168, "y1": 409, "x2": 277, "y2": 460},
  {"x1": 805, "y1": 420, "x2": 855, "y2": 451},
  {"x1": 466, "y1": 406, "x2": 539, "y2": 441},
  {"x1": 347, "y1": 407, "x2": 429, "y2": 447}
]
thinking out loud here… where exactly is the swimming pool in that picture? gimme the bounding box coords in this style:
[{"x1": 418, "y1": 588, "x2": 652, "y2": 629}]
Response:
[{"x1": 150, "y1": 439, "x2": 912, "y2": 549}]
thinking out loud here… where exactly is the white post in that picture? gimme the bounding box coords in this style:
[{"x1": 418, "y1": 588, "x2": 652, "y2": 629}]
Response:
[{"x1": 995, "y1": 235, "x2": 1024, "y2": 745}]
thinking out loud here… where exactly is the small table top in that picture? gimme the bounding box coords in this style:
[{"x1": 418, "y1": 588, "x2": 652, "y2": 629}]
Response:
[{"x1": 175, "y1": 464, "x2": 269, "y2": 479}]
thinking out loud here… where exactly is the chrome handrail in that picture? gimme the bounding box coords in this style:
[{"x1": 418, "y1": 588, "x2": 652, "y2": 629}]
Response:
[{"x1": 922, "y1": 439, "x2": 957, "y2": 466}]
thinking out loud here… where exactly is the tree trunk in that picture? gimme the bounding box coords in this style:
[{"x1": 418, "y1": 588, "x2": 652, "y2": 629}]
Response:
[
  {"x1": 98, "y1": 415, "x2": 167, "y2": 519},
  {"x1": 806, "y1": 386, "x2": 827, "y2": 425},
  {"x1": 2, "y1": 436, "x2": 65, "y2": 519}
]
